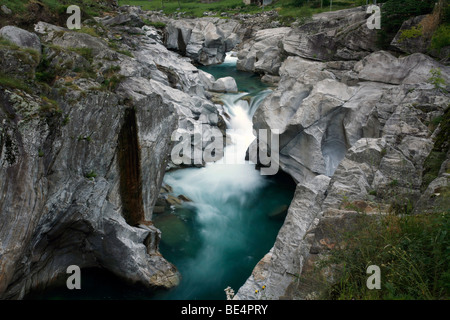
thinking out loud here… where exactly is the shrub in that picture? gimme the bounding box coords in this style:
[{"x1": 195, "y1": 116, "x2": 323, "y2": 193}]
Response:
[
  {"x1": 428, "y1": 68, "x2": 447, "y2": 91},
  {"x1": 378, "y1": 0, "x2": 435, "y2": 48},
  {"x1": 399, "y1": 25, "x2": 423, "y2": 42},
  {"x1": 321, "y1": 212, "x2": 450, "y2": 300},
  {"x1": 143, "y1": 20, "x2": 167, "y2": 29},
  {"x1": 430, "y1": 24, "x2": 450, "y2": 52}
]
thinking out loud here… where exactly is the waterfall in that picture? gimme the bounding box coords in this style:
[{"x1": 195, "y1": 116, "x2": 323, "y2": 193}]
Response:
[{"x1": 152, "y1": 55, "x2": 294, "y2": 300}]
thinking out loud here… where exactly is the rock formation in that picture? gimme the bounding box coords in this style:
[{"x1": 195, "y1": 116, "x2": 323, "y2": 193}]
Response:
[
  {"x1": 235, "y1": 10, "x2": 450, "y2": 300},
  {"x1": 0, "y1": 8, "x2": 228, "y2": 298}
]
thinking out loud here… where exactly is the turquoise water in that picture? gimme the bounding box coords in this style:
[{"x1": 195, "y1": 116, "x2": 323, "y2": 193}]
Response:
[
  {"x1": 200, "y1": 56, "x2": 270, "y2": 95},
  {"x1": 24, "y1": 57, "x2": 295, "y2": 300}
]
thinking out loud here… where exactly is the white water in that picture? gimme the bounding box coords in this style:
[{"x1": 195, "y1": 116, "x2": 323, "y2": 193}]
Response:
[{"x1": 165, "y1": 91, "x2": 270, "y2": 212}]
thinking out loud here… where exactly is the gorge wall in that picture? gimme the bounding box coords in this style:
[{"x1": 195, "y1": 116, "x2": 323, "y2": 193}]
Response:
[
  {"x1": 0, "y1": 6, "x2": 239, "y2": 299},
  {"x1": 233, "y1": 7, "x2": 450, "y2": 299}
]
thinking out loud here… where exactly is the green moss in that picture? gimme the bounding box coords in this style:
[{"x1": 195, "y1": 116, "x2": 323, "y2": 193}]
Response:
[
  {"x1": 69, "y1": 47, "x2": 94, "y2": 63},
  {"x1": 40, "y1": 96, "x2": 60, "y2": 113},
  {"x1": 399, "y1": 25, "x2": 423, "y2": 42},
  {"x1": 77, "y1": 26, "x2": 101, "y2": 38},
  {"x1": 0, "y1": 73, "x2": 31, "y2": 93},
  {"x1": 143, "y1": 20, "x2": 167, "y2": 29},
  {"x1": 85, "y1": 170, "x2": 97, "y2": 179}
]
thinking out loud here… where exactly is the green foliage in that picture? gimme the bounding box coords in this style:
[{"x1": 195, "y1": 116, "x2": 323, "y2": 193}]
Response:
[
  {"x1": 292, "y1": 0, "x2": 308, "y2": 7},
  {"x1": 119, "y1": 0, "x2": 356, "y2": 20},
  {"x1": 85, "y1": 170, "x2": 97, "y2": 179},
  {"x1": 62, "y1": 115, "x2": 70, "y2": 125},
  {"x1": 378, "y1": 0, "x2": 435, "y2": 49},
  {"x1": 399, "y1": 25, "x2": 423, "y2": 42},
  {"x1": 0, "y1": 0, "x2": 117, "y2": 28},
  {"x1": 40, "y1": 96, "x2": 60, "y2": 113},
  {"x1": 430, "y1": 24, "x2": 450, "y2": 52},
  {"x1": 35, "y1": 52, "x2": 56, "y2": 85},
  {"x1": 0, "y1": 73, "x2": 31, "y2": 93},
  {"x1": 428, "y1": 68, "x2": 447, "y2": 91},
  {"x1": 322, "y1": 212, "x2": 450, "y2": 300},
  {"x1": 143, "y1": 20, "x2": 167, "y2": 29},
  {"x1": 69, "y1": 47, "x2": 94, "y2": 63}
]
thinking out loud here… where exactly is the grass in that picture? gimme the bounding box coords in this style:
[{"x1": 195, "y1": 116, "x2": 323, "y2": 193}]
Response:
[
  {"x1": 0, "y1": 73, "x2": 32, "y2": 93},
  {"x1": 320, "y1": 212, "x2": 450, "y2": 300},
  {"x1": 0, "y1": 0, "x2": 115, "y2": 16},
  {"x1": 119, "y1": 0, "x2": 361, "y2": 19},
  {"x1": 0, "y1": 36, "x2": 41, "y2": 64}
]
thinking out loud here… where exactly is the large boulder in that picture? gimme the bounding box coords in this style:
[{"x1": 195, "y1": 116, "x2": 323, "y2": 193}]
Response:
[
  {"x1": 0, "y1": 26, "x2": 41, "y2": 53},
  {"x1": 390, "y1": 15, "x2": 430, "y2": 55},
  {"x1": 165, "y1": 18, "x2": 240, "y2": 65},
  {"x1": 282, "y1": 7, "x2": 378, "y2": 62},
  {"x1": 354, "y1": 51, "x2": 450, "y2": 85},
  {"x1": 211, "y1": 76, "x2": 238, "y2": 93},
  {"x1": 237, "y1": 27, "x2": 291, "y2": 76}
]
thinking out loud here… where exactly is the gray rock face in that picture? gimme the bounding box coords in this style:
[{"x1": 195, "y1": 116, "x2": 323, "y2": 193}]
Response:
[
  {"x1": 0, "y1": 87, "x2": 179, "y2": 299},
  {"x1": 0, "y1": 46, "x2": 39, "y2": 80},
  {"x1": 101, "y1": 13, "x2": 145, "y2": 28},
  {"x1": 238, "y1": 47, "x2": 450, "y2": 299},
  {"x1": 282, "y1": 7, "x2": 378, "y2": 62},
  {"x1": 165, "y1": 18, "x2": 240, "y2": 65},
  {"x1": 1, "y1": 5, "x2": 12, "y2": 15},
  {"x1": 0, "y1": 26, "x2": 41, "y2": 54},
  {"x1": 235, "y1": 175, "x2": 331, "y2": 300},
  {"x1": 237, "y1": 27, "x2": 291, "y2": 76},
  {"x1": 51, "y1": 31, "x2": 110, "y2": 55},
  {"x1": 252, "y1": 51, "x2": 450, "y2": 183},
  {"x1": 0, "y1": 18, "x2": 227, "y2": 298},
  {"x1": 354, "y1": 51, "x2": 450, "y2": 85}
]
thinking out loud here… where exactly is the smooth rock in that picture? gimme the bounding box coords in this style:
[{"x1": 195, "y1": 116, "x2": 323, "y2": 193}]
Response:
[{"x1": 0, "y1": 26, "x2": 41, "y2": 53}]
